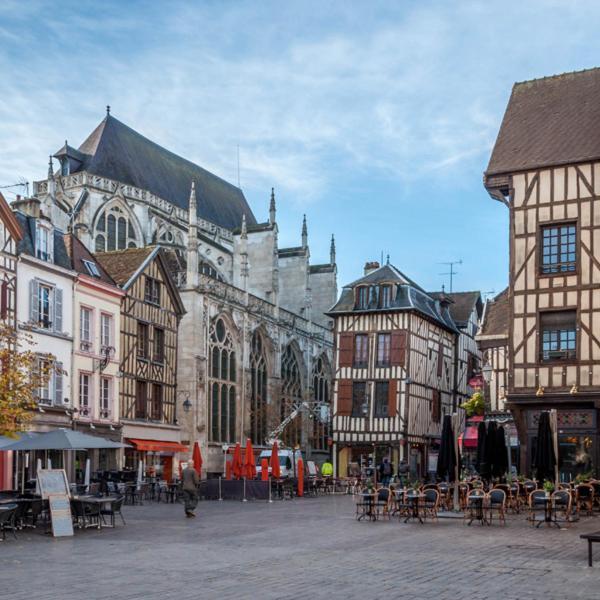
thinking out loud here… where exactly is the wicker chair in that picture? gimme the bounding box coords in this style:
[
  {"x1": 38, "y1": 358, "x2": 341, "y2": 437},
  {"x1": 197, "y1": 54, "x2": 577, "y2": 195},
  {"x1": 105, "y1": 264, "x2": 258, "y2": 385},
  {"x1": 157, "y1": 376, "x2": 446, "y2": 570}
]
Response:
[
  {"x1": 0, "y1": 505, "x2": 18, "y2": 541},
  {"x1": 375, "y1": 487, "x2": 393, "y2": 520},
  {"x1": 423, "y1": 488, "x2": 439, "y2": 522},
  {"x1": 487, "y1": 489, "x2": 507, "y2": 526},
  {"x1": 528, "y1": 490, "x2": 546, "y2": 526},
  {"x1": 552, "y1": 490, "x2": 572, "y2": 525}
]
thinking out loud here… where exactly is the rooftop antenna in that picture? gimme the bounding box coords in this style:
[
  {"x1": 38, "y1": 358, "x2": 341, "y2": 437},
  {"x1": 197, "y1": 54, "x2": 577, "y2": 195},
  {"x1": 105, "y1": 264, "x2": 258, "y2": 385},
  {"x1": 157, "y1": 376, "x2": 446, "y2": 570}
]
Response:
[
  {"x1": 483, "y1": 290, "x2": 496, "y2": 301},
  {"x1": 438, "y1": 259, "x2": 462, "y2": 293}
]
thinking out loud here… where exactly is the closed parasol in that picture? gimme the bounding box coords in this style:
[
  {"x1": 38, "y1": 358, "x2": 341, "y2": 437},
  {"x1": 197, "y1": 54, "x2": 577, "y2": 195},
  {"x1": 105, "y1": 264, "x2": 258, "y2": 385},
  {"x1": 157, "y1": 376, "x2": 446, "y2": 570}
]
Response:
[
  {"x1": 436, "y1": 415, "x2": 457, "y2": 482},
  {"x1": 192, "y1": 442, "x2": 202, "y2": 477},
  {"x1": 270, "y1": 441, "x2": 281, "y2": 479},
  {"x1": 244, "y1": 438, "x2": 256, "y2": 479},
  {"x1": 232, "y1": 442, "x2": 243, "y2": 480}
]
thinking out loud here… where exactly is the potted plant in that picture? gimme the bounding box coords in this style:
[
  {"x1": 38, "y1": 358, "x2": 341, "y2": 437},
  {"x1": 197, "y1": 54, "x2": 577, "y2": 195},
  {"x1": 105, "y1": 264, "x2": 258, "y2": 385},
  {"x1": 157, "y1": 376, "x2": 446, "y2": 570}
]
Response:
[
  {"x1": 460, "y1": 392, "x2": 485, "y2": 417},
  {"x1": 543, "y1": 480, "x2": 554, "y2": 498}
]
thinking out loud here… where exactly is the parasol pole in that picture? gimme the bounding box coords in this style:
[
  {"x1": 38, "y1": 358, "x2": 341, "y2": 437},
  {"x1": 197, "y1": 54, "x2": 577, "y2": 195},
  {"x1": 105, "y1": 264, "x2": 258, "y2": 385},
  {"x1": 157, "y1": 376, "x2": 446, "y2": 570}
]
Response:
[
  {"x1": 550, "y1": 409, "x2": 559, "y2": 489},
  {"x1": 452, "y1": 412, "x2": 460, "y2": 512}
]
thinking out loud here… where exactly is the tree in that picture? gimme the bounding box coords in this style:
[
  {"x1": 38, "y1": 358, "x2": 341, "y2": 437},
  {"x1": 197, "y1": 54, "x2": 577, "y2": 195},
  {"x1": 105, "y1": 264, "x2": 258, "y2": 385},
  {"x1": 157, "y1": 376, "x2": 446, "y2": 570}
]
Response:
[{"x1": 0, "y1": 324, "x2": 54, "y2": 437}]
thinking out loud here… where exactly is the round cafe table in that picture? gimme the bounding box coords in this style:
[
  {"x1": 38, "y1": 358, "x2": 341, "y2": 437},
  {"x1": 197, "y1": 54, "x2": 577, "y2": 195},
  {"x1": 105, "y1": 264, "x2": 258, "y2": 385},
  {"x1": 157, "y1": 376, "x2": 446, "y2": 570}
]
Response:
[{"x1": 404, "y1": 493, "x2": 426, "y2": 524}]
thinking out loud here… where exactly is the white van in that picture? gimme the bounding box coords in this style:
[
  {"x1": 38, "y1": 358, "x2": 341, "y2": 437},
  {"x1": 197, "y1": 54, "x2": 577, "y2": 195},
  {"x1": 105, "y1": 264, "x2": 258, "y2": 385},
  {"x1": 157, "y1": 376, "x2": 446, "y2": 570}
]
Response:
[{"x1": 255, "y1": 448, "x2": 304, "y2": 478}]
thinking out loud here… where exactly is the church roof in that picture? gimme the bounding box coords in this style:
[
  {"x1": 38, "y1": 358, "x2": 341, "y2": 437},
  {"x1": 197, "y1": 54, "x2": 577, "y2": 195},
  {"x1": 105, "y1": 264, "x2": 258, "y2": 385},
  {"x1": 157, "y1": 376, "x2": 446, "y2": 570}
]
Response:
[
  {"x1": 62, "y1": 114, "x2": 257, "y2": 231},
  {"x1": 486, "y1": 67, "x2": 600, "y2": 177}
]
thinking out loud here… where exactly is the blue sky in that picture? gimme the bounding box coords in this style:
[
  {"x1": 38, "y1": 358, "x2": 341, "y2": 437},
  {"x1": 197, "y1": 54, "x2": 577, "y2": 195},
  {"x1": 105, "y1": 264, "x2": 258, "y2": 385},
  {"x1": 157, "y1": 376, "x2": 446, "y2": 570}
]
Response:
[{"x1": 1, "y1": 1, "x2": 599, "y2": 295}]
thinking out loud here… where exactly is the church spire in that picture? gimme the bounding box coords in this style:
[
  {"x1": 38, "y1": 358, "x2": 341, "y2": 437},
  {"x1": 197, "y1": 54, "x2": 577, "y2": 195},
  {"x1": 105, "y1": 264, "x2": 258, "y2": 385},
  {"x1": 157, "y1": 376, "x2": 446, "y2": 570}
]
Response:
[
  {"x1": 186, "y1": 181, "x2": 199, "y2": 287},
  {"x1": 241, "y1": 213, "x2": 247, "y2": 239},
  {"x1": 302, "y1": 214, "x2": 307, "y2": 249},
  {"x1": 330, "y1": 234, "x2": 336, "y2": 265},
  {"x1": 47, "y1": 156, "x2": 56, "y2": 197},
  {"x1": 269, "y1": 187, "x2": 276, "y2": 225}
]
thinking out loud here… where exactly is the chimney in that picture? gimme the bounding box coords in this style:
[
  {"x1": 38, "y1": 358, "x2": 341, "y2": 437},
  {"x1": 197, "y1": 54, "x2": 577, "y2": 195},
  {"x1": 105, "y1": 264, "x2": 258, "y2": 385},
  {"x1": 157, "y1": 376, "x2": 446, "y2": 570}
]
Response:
[
  {"x1": 364, "y1": 261, "x2": 380, "y2": 276},
  {"x1": 12, "y1": 196, "x2": 41, "y2": 218}
]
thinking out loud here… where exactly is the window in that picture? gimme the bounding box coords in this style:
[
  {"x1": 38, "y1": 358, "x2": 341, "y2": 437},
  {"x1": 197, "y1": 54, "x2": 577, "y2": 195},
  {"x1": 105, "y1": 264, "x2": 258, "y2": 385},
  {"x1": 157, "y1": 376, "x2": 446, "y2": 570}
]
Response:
[
  {"x1": 144, "y1": 277, "x2": 160, "y2": 305},
  {"x1": 351, "y1": 382, "x2": 368, "y2": 417},
  {"x1": 432, "y1": 390, "x2": 441, "y2": 423},
  {"x1": 153, "y1": 327, "x2": 165, "y2": 363},
  {"x1": 100, "y1": 313, "x2": 112, "y2": 349},
  {"x1": 79, "y1": 372, "x2": 91, "y2": 417},
  {"x1": 250, "y1": 331, "x2": 268, "y2": 445},
  {"x1": 137, "y1": 322, "x2": 149, "y2": 359},
  {"x1": 94, "y1": 205, "x2": 138, "y2": 252},
  {"x1": 353, "y1": 334, "x2": 369, "y2": 367},
  {"x1": 99, "y1": 377, "x2": 111, "y2": 419},
  {"x1": 355, "y1": 286, "x2": 368, "y2": 309},
  {"x1": 380, "y1": 285, "x2": 392, "y2": 308},
  {"x1": 376, "y1": 333, "x2": 391, "y2": 367},
  {"x1": 374, "y1": 381, "x2": 389, "y2": 418},
  {"x1": 151, "y1": 384, "x2": 163, "y2": 420},
  {"x1": 82, "y1": 259, "x2": 101, "y2": 278},
  {"x1": 80, "y1": 307, "x2": 92, "y2": 352},
  {"x1": 38, "y1": 284, "x2": 52, "y2": 329},
  {"x1": 135, "y1": 380, "x2": 147, "y2": 419},
  {"x1": 38, "y1": 358, "x2": 53, "y2": 405},
  {"x1": 281, "y1": 345, "x2": 303, "y2": 447},
  {"x1": 541, "y1": 223, "x2": 576, "y2": 274},
  {"x1": 35, "y1": 224, "x2": 52, "y2": 262},
  {"x1": 312, "y1": 355, "x2": 331, "y2": 451},
  {"x1": 209, "y1": 318, "x2": 237, "y2": 442},
  {"x1": 540, "y1": 311, "x2": 577, "y2": 361}
]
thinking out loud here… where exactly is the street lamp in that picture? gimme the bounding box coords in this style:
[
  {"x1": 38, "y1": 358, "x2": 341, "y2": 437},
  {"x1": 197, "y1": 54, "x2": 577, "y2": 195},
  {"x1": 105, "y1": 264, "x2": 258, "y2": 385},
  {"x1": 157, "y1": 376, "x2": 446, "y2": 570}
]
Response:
[
  {"x1": 482, "y1": 363, "x2": 493, "y2": 384},
  {"x1": 182, "y1": 395, "x2": 192, "y2": 413}
]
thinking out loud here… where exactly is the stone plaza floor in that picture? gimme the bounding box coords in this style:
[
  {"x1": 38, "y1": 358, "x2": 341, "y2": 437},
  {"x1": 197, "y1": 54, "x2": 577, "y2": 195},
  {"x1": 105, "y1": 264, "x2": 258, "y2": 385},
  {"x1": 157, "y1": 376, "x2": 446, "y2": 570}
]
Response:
[{"x1": 1, "y1": 494, "x2": 599, "y2": 599}]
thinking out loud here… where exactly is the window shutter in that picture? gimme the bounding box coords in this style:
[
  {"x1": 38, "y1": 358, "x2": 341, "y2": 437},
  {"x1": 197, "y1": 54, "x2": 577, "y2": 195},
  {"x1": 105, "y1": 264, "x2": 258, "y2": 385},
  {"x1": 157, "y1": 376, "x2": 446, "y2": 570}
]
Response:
[
  {"x1": 388, "y1": 379, "x2": 397, "y2": 417},
  {"x1": 54, "y1": 288, "x2": 63, "y2": 332},
  {"x1": 336, "y1": 379, "x2": 353, "y2": 416},
  {"x1": 0, "y1": 280, "x2": 7, "y2": 319},
  {"x1": 437, "y1": 342, "x2": 443, "y2": 377},
  {"x1": 30, "y1": 279, "x2": 39, "y2": 324},
  {"x1": 338, "y1": 333, "x2": 354, "y2": 368},
  {"x1": 431, "y1": 390, "x2": 440, "y2": 423},
  {"x1": 54, "y1": 362, "x2": 64, "y2": 405},
  {"x1": 391, "y1": 331, "x2": 407, "y2": 366}
]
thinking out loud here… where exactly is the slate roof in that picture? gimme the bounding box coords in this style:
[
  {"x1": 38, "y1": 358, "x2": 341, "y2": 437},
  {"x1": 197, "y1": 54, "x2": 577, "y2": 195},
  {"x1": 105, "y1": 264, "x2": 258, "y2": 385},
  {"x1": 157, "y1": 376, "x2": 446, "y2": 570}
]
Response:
[
  {"x1": 94, "y1": 246, "x2": 155, "y2": 287},
  {"x1": 63, "y1": 234, "x2": 117, "y2": 287},
  {"x1": 479, "y1": 288, "x2": 509, "y2": 338},
  {"x1": 429, "y1": 291, "x2": 482, "y2": 327},
  {"x1": 327, "y1": 264, "x2": 458, "y2": 333},
  {"x1": 61, "y1": 114, "x2": 257, "y2": 231},
  {"x1": 486, "y1": 68, "x2": 600, "y2": 177},
  {"x1": 14, "y1": 212, "x2": 72, "y2": 271}
]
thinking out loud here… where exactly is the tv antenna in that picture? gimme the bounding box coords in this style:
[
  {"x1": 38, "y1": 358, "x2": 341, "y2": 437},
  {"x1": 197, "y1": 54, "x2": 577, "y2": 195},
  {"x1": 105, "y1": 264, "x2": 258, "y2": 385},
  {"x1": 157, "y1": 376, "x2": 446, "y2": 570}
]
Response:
[{"x1": 438, "y1": 259, "x2": 462, "y2": 292}]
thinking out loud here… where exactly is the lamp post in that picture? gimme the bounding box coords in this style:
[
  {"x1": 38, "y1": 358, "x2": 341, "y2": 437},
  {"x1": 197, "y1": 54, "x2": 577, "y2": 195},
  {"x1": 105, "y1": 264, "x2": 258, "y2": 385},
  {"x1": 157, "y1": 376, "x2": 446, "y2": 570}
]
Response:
[{"x1": 482, "y1": 362, "x2": 493, "y2": 412}]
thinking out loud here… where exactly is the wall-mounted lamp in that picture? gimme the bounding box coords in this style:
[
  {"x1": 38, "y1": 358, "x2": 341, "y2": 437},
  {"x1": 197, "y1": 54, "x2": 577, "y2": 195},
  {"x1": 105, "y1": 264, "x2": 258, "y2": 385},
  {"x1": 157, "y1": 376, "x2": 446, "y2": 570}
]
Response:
[
  {"x1": 536, "y1": 386, "x2": 545, "y2": 397},
  {"x1": 570, "y1": 384, "x2": 578, "y2": 395}
]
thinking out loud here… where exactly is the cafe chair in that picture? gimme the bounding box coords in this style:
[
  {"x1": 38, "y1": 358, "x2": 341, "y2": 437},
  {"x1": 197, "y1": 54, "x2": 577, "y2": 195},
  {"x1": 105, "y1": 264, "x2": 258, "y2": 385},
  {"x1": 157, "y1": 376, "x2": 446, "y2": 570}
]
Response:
[
  {"x1": 464, "y1": 489, "x2": 486, "y2": 526},
  {"x1": 576, "y1": 484, "x2": 594, "y2": 517},
  {"x1": 100, "y1": 495, "x2": 126, "y2": 527},
  {"x1": 527, "y1": 490, "x2": 546, "y2": 526},
  {"x1": 552, "y1": 490, "x2": 572, "y2": 526},
  {"x1": 487, "y1": 489, "x2": 507, "y2": 526},
  {"x1": 375, "y1": 487, "x2": 392, "y2": 520},
  {"x1": 0, "y1": 505, "x2": 18, "y2": 541},
  {"x1": 423, "y1": 488, "x2": 439, "y2": 522}
]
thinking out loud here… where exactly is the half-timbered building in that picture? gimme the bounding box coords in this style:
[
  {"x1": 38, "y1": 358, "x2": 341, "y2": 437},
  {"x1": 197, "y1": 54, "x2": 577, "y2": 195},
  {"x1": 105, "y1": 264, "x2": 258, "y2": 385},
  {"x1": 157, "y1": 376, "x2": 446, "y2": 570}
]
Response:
[
  {"x1": 328, "y1": 262, "x2": 463, "y2": 479},
  {"x1": 485, "y1": 68, "x2": 600, "y2": 478},
  {"x1": 96, "y1": 246, "x2": 186, "y2": 480},
  {"x1": 0, "y1": 192, "x2": 23, "y2": 489}
]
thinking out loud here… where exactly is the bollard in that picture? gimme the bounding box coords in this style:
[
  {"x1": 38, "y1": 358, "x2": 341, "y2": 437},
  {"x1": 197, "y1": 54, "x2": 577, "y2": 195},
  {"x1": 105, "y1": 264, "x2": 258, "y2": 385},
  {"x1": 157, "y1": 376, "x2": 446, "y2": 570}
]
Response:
[
  {"x1": 268, "y1": 476, "x2": 273, "y2": 504},
  {"x1": 218, "y1": 476, "x2": 223, "y2": 501},
  {"x1": 242, "y1": 477, "x2": 248, "y2": 502}
]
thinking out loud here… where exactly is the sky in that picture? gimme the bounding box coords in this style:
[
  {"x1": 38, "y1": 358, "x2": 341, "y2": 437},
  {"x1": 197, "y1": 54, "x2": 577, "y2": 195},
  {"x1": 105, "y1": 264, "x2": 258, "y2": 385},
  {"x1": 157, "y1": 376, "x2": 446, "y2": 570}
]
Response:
[{"x1": 1, "y1": 0, "x2": 599, "y2": 296}]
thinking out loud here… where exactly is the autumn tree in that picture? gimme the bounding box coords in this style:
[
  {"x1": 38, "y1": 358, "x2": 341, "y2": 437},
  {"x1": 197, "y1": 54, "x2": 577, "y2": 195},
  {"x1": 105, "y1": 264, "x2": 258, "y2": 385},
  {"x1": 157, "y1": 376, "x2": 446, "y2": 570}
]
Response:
[{"x1": 0, "y1": 324, "x2": 54, "y2": 437}]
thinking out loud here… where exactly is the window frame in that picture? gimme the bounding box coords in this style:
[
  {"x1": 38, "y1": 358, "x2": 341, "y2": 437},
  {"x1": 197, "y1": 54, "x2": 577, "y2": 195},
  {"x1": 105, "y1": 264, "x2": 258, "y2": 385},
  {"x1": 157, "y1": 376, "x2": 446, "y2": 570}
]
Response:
[
  {"x1": 38, "y1": 283, "x2": 53, "y2": 329},
  {"x1": 79, "y1": 306, "x2": 93, "y2": 352},
  {"x1": 376, "y1": 332, "x2": 391, "y2": 367},
  {"x1": 79, "y1": 371, "x2": 92, "y2": 418},
  {"x1": 144, "y1": 276, "x2": 161, "y2": 306},
  {"x1": 353, "y1": 333, "x2": 369, "y2": 368},
  {"x1": 539, "y1": 221, "x2": 577, "y2": 276},
  {"x1": 539, "y1": 309, "x2": 577, "y2": 363},
  {"x1": 153, "y1": 327, "x2": 165, "y2": 364},
  {"x1": 99, "y1": 376, "x2": 112, "y2": 419},
  {"x1": 355, "y1": 286, "x2": 368, "y2": 310},
  {"x1": 373, "y1": 381, "x2": 389, "y2": 418},
  {"x1": 137, "y1": 321, "x2": 149, "y2": 360},
  {"x1": 379, "y1": 285, "x2": 392, "y2": 309},
  {"x1": 100, "y1": 313, "x2": 112, "y2": 349},
  {"x1": 351, "y1": 381, "x2": 368, "y2": 417}
]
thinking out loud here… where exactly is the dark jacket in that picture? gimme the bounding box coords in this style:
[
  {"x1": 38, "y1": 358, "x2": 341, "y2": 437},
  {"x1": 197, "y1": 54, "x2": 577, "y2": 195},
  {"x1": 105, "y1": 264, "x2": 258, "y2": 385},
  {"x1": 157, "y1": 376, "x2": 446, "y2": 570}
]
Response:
[{"x1": 182, "y1": 467, "x2": 199, "y2": 491}]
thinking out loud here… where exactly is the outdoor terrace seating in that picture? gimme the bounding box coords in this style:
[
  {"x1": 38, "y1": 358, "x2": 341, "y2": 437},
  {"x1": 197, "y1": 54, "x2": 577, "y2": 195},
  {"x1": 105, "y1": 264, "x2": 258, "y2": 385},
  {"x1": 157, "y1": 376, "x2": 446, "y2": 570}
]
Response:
[
  {"x1": 576, "y1": 484, "x2": 594, "y2": 517},
  {"x1": 0, "y1": 504, "x2": 18, "y2": 541}
]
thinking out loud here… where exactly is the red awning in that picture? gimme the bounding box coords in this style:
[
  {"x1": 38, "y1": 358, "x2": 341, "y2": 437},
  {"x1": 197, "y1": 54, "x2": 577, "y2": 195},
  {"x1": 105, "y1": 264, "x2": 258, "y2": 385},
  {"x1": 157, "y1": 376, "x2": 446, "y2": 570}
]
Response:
[
  {"x1": 459, "y1": 425, "x2": 479, "y2": 449},
  {"x1": 127, "y1": 439, "x2": 188, "y2": 453}
]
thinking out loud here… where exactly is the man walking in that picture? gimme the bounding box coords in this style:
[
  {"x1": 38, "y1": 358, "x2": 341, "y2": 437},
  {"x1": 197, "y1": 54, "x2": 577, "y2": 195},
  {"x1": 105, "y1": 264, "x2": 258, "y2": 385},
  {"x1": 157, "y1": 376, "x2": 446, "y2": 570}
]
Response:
[{"x1": 182, "y1": 460, "x2": 199, "y2": 518}]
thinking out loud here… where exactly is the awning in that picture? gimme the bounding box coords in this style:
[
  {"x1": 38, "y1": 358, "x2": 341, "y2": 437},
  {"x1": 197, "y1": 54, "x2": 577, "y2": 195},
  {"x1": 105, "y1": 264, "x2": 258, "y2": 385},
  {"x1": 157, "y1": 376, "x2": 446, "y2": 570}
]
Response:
[
  {"x1": 459, "y1": 424, "x2": 479, "y2": 449},
  {"x1": 127, "y1": 439, "x2": 188, "y2": 453}
]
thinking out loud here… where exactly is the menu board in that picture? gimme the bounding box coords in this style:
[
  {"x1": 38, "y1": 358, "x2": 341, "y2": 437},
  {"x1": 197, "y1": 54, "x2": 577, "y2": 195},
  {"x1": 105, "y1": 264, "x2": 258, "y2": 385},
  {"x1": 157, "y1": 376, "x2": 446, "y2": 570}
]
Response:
[
  {"x1": 38, "y1": 469, "x2": 70, "y2": 500},
  {"x1": 48, "y1": 494, "x2": 74, "y2": 537}
]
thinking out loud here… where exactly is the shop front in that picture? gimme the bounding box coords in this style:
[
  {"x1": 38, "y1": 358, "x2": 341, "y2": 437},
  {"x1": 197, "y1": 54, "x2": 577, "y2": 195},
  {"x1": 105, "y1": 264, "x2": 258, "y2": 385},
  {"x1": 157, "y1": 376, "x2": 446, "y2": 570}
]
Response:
[
  {"x1": 124, "y1": 439, "x2": 188, "y2": 482},
  {"x1": 335, "y1": 443, "x2": 400, "y2": 480}
]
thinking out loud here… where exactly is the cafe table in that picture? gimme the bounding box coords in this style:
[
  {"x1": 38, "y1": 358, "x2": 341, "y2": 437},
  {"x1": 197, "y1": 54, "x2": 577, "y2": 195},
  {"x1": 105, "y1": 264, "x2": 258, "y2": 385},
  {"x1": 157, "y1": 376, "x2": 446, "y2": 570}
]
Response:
[
  {"x1": 356, "y1": 492, "x2": 378, "y2": 521},
  {"x1": 404, "y1": 492, "x2": 426, "y2": 524}
]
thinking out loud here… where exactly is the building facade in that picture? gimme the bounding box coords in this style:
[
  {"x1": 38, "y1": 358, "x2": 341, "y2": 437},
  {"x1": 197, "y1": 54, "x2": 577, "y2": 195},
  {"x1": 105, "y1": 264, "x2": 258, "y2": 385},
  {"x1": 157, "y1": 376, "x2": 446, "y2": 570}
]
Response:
[
  {"x1": 328, "y1": 262, "x2": 477, "y2": 479},
  {"x1": 65, "y1": 234, "x2": 124, "y2": 475},
  {"x1": 96, "y1": 247, "x2": 186, "y2": 481},
  {"x1": 485, "y1": 68, "x2": 600, "y2": 479}
]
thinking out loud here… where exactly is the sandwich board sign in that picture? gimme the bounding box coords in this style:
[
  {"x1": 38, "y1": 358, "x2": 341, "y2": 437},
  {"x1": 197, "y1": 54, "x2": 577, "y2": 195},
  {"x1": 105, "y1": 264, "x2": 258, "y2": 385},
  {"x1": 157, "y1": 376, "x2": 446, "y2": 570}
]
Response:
[
  {"x1": 38, "y1": 469, "x2": 70, "y2": 499},
  {"x1": 48, "y1": 494, "x2": 74, "y2": 537}
]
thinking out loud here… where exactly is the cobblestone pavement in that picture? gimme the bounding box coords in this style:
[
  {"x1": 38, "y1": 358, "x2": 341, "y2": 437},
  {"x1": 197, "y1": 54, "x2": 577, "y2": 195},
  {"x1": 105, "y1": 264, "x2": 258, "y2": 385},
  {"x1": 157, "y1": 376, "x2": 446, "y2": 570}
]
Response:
[{"x1": 1, "y1": 494, "x2": 599, "y2": 599}]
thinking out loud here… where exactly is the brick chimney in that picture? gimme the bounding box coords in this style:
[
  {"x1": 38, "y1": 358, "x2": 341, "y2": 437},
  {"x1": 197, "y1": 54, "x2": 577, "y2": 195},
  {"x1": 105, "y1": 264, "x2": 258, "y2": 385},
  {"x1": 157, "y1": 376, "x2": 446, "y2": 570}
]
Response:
[
  {"x1": 11, "y1": 196, "x2": 41, "y2": 218},
  {"x1": 364, "y1": 261, "x2": 380, "y2": 275}
]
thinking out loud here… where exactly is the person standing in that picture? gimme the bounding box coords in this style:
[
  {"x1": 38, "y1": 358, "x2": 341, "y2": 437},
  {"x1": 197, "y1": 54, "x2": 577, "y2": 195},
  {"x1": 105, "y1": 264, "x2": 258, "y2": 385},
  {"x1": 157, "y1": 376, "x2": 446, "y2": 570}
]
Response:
[
  {"x1": 182, "y1": 460, "x2": 199, "y2": 518},
  {"x1": 379, "y1": 457, "x2": 393, "y2": 486},
  {"x1": 321, "y1": 460, "x2": 334, "y2": 477},
  {"x1": 398, "y1": 459, "x2": 409, "y2": 487}
]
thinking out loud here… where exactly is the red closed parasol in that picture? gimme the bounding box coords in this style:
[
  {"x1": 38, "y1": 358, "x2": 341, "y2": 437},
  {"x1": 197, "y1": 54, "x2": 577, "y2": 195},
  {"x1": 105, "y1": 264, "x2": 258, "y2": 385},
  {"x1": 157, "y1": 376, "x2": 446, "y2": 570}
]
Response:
[
  {"x1": 192, "y1": 442, "x2": 202, "y2": 477},
  {"x1": 244, "y1": 438, "x2": 256, "y2": 479},
  {"x1": 297, "y1": 457, "x2": 304, "y2": 497},
  {"x1": 232, "y1": 442, "x2": 243, "y2": 479},
  {"x1": 270, "y1": 441, "x2": 281, "y2": 479}
]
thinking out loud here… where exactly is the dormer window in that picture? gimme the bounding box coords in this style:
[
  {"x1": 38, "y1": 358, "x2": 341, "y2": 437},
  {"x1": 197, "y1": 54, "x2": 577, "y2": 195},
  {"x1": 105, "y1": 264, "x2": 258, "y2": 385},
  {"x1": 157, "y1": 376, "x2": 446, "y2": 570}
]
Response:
[
  {"x1": 60, "y1": 159, "x2": 70, "y2": 176},
  {"x1": 35, "y1": 223, "x2": 53, "y2": 262},
  {"x1": 82, "y1": 259, "x2": 101, "y2": 278},
  {"x1": 355, "y1": 286, "x2": 368, "y2": 309},
  {"x1": 380, "y1": 285, "x2": 392, "y2": 308}
]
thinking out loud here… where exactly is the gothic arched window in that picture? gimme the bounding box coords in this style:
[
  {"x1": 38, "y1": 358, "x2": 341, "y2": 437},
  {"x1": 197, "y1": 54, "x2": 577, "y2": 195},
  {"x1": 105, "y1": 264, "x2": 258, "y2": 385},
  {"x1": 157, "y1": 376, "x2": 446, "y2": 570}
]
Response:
[
  {"x1": 250, "y1": 331, "x2": 268, "y2": 445},
  {"x1": 94, "y1": 205, "x2": 138, "y2": 252},
  {"x1": 209, "y1": 317, "x2": 236, "y2": 443},
  {"x1": 281, "y1": 344, "x2": 303, "y2": 448},
  {"x1": 312, "y1": 355, "x2": 331, "y2": 451}
]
